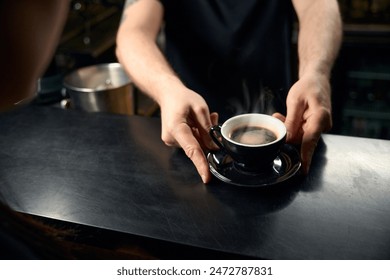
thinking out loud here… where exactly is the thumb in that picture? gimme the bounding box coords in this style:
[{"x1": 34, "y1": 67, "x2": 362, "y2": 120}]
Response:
[
  {"x1": 210, "y1": 112, "x2": 219, "y2": 126},
  {"x1": 272, "y1": 112, "x2": 286, "y2": 122}
]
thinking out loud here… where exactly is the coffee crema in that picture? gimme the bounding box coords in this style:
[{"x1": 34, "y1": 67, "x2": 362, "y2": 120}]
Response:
[{"x1": 229, "y1": 126, "x2": 277, "y2": 145}]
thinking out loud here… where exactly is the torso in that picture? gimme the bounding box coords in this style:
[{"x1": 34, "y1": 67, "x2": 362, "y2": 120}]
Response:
[{"x1": 160, "y1": 0, "x2": 294, "y2": 120}]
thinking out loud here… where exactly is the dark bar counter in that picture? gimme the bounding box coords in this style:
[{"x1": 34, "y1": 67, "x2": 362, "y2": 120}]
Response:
[{"x1": 1, "y1": 105, "x2": 390, "y2": 259}]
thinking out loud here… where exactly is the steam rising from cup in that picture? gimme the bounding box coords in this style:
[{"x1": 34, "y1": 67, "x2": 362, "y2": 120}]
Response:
[{"x1": 227, "y1": 79, "x2": 277, "y2": 116}]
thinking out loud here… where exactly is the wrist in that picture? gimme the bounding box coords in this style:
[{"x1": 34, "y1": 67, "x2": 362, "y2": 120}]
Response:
[
  {"x1": 152, "y1": 74, "x2": 187, "y2": 106},
  {"x1": 299, "y1": 62, "x2": 332, "y2": 80}
]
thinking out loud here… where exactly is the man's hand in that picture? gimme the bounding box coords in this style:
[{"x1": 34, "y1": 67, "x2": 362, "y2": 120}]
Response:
[
  {"x1": 273, "y1": 73, "x2": 332, "y2": 174},
  {"x1": 159, "y1": 88, "x2": 218, "y2": 183}
]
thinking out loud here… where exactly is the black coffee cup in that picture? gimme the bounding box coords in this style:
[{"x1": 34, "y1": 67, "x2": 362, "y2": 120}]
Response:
[{"x1": 210, "y1": 113, "x2": 287, "y2": 172}]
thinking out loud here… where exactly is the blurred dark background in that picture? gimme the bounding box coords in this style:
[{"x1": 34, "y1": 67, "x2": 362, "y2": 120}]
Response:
[
  {"x1": 37, "y1": 0, "x2": 390, "y2": 139},
  {"x1": 333, "y1": 0, "x2": 390, "y2": 140}
]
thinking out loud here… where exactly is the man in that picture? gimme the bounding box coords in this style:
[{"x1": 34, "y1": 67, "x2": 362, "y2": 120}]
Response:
[{"x1": 116, "y1": 0, "x2": 342, "y2": 183}]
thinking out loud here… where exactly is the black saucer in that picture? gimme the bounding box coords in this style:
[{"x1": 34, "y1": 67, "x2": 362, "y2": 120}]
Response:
[{"x1": 207, "y1": 144, "x2": 301, "y2": 187}]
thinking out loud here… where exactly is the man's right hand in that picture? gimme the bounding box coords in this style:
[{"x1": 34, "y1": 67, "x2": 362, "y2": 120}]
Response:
[{"x1": 159, "y1": 87, "x2": 218, "y2": 184}]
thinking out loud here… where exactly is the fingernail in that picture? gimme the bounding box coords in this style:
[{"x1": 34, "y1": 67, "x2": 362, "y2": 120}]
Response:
[{"x1": 201, "y1": 175, "x2": 207, "y2": 184}]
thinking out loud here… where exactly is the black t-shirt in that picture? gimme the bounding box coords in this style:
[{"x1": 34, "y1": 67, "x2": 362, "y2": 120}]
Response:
[{"x1": 160, "y1": 0, "x2": 294, "y2": 121}]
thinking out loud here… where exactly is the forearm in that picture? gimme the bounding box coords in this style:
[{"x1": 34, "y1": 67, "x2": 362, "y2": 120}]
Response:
[
  {"x1": 292, "y1": 0, "x2": 342, "y2": 78},
  {"x1": 116, "y1": 31, "x2": 183, "y2": 105},
  {"x1": 116, "y1": 1, "x2": 185, "y2": 105}
]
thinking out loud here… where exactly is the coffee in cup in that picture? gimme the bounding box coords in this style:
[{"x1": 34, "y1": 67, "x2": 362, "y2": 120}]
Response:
[
  {"x1": 229, "y1": 125, "x2": 277, "y2": 145},
  {"x1": 210, "y1": 113, "x2": 286, "y2": 172}
]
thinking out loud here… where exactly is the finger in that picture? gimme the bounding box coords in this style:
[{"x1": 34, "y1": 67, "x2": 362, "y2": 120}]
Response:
[
  {"x1": 191, "y1": 127, "x2": 209, "y2": 151},
  {"x1": 174, "y1": 123, "x2": 211, "y2": 183},
  {"x1": 300, "y1": 116, "x2": 323, "y2": 174},
  {"x1": 301, "y1": 133, "x2": 319, "y2": 175},
  {"x1": 285, "y1": 100, "x2": 305, "y2": 143},
  {"x1": 272, "y1": 112, "x2": 286, "y2": 122},
  {"x1": 190, "y1": 106, "x2": 214, "y2": 148},
  {"x1": 210, "y1": 112, "x2": 219, "y2": 126},
  {"x1": 192, "y1": 108, "x2": 219, "y2": 151},
  {"x1": 161, "y1": 129, "x2": 179, "y2": 147}
]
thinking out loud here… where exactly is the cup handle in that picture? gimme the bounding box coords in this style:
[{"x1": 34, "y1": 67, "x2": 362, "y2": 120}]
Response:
[{"x1": 209, "y1": 125, "x2": 225, "y2": 150}]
